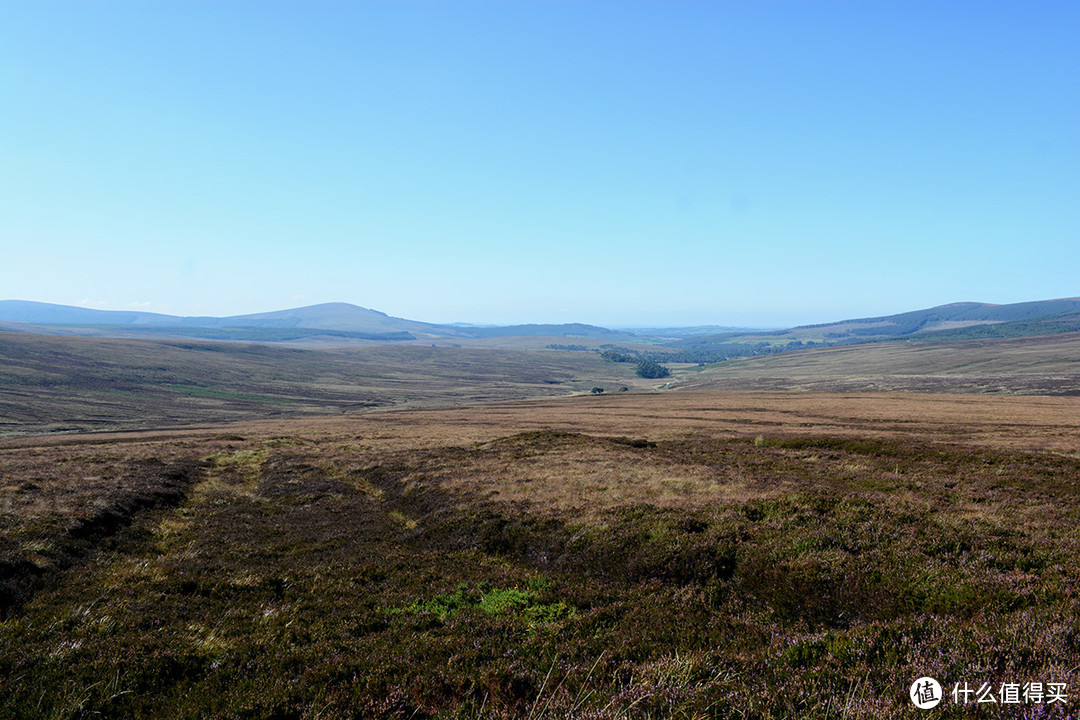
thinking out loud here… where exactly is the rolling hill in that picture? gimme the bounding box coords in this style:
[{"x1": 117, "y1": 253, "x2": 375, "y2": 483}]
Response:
[
  {"x1": 668, "y1": 297, "x2": 1080, "y2": 359},
  {"x1": 0, "y1": 301, "x2": 637, "y2": 343},
  {"x1": 674, "y1": 331, "x2": 1080, "y2": 395},
  {"x1": 2, "y1": 296, "x2": 1078, "y2": 364},
  {"x1": 0, "y1": 300, "x2": 451, "y2": 335},
  {"x1": 0, "y1": 332, "x2": 659, "y2": 436}
]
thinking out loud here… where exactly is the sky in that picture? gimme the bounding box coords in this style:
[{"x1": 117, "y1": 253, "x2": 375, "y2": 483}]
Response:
[{"x1": 1, "y1": 1, "x2": 1077, "y2": 328}]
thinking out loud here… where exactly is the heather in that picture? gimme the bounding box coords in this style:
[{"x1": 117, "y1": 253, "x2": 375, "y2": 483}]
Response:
[{"x1": 1, "y1": 392, "x2": 1077, "y2": 718}]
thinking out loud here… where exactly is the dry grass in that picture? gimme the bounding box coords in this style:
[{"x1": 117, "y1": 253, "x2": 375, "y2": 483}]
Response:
[
  {"x1": 678, "y1": 332, "x2": 1080, "y2": 396},
  {"x1": 2, "y1": 390, "x2": 1079, "y2": 718},
  {"x1": 0, "y1": 332, "x2": 656, "y2": 436}
]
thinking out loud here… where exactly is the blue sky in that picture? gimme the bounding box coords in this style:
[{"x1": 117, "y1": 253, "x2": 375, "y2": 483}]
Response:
[{"x1": 2, "y1": 1, "x2": 1077, "y2": 327}]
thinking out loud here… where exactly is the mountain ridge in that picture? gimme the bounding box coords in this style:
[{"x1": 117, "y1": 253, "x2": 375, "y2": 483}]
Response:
[
  {"x1": 2, "y1": 297, "x2": 1078, "y2": 348},
  {"x1": 0, "y1": 300, "x2": 636, "y2": 342},
  {"x1": 668, "y1": 297, "x2": 1080, "y2": 356}
]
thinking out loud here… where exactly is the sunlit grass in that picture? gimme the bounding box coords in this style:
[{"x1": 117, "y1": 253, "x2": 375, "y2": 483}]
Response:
[{"x1": 1, "y1": 393, "x2": 1078, "y2": 718}]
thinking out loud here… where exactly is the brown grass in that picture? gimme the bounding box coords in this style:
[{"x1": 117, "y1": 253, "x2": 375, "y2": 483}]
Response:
[
  {"x1": 677, "y1": 332, "x2": 1080, "y2": 396},
  {"x1": 6, "y1": 388, "x2": 1075, "y2": 454},
  {"x1": 2, "y1": 389, "x2": 1079, "y2": 718}
]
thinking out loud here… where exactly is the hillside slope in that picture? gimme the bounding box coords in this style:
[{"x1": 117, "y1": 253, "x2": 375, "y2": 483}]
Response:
[
  {"x1": 219, "y1": 302, "x2": 451, "y2": 334},
  {"x1": 675, "y1": 332, "x2": 1080, "y2": 395},
  {"x1": 0, "y1": 301, "x2": 635, "y2": 343},
  {"x1": 0, "y1": 332, "x2": 651, "y2": 435},
  {"x1": 669, "y1": 296, "x2": 1080, "y2": 356}
]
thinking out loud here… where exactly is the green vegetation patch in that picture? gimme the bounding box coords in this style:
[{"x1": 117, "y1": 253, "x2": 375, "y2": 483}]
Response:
[
  {"x1": 388, "y1": 579, "x2": 575, "y2": 627},
  {"x1": 207, "y1": 448, "x2": 267, "y2": 469}
]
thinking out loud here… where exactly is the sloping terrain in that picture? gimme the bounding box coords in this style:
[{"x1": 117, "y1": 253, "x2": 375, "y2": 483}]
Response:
[
  {"x1": 4, "y1": 297, "x2": 1078, "y2": 353},
  {"x1": 671, "y1": 297, "x2": 1080, "y2": 355},
  {"x1": 815, "y1": 297, "x2": 1080, "y2": 338},
  {"x1": 4, "y1": 327, "x2": 1078, "y2": 438},
  {"x1": 0, "y1": 300, "x2": 191, "y2": 326},
  {"x1": 216, "y1": 302, "x2": 447, "y2": 334},
  {"x1": 0, "y1": 301, "x2": 638, "y2": 343},
  {"x1": 676, "y1": 332, "x2": 1080, "y2": 395},
  {"x1": 0, "y1": 333, "x2": 653, "y2": 436},
  {"x1": 0, "y1": 300, "x2": 440, "y2": 333}
]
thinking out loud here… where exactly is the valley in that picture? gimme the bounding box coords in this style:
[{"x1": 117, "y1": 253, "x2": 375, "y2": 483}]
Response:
[{"x1": 2, "y1": 298, "x2": 1079, "y2": 718}]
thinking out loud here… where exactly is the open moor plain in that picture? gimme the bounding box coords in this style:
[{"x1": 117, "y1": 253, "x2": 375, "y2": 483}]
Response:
[{"x1": 1, "y1": 391, "x2": 1078, "y2": 718}]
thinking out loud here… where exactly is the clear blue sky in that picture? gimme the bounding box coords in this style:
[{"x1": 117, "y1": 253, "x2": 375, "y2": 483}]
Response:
[{"x1": 2, "y1": 1, "x2": 1077, "y2": 327}]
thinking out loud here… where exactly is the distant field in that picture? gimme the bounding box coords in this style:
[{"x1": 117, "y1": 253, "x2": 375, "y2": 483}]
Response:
[
  {"x1": 4, "y1": 330, "x2": 1079, "y2": 439},
  {"x1": 0, "y1": 332, "x2": 656, "y2": 436},
  {"x1": 678, "y1": 332, "x2": 1080, "y2": 395},
  {"x1": 1, "y1": 391, "x2": 1078, "y2": 718}
]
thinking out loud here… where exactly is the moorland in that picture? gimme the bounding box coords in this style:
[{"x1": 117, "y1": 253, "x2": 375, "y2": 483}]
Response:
[
  {"x1": 0, "y1": 333, "x2": 657, "y2": 437},
  {"x1": 1, "y1": 298, "x2": 1079, "y2": 718},
  {"x1": 2, "y1": 316, "x2": 1079, "y2": 438},
  {"x1": 1, "y1": 392, "x2": 1078, "y2": 718}
]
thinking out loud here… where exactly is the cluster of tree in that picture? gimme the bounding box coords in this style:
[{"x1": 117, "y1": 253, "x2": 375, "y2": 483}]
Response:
[
  {"x1": 635, "y1": 359, "x2": 671, "y2": 379},
  {"x1": 651, "y1": 341, "x2": 823, "y2": 364},
  {"x1": 599, "y1": 339, "x2": 838, "y2": 367},
  {"x1": 599, "y1": 349, "x2": 638, "y2": 363},
  {"x1": 819, "y1": 312, "x2": 1080, "y2": 347},
  {"x1": 907, "y1": 313, "x2": 1080, "y2": 341},
  {"x1": 656, "y1": 347, "x2": 753, "y2": 363},
  {"x1": 597, "y1": 346, "x2": 672, "y2": 378}
]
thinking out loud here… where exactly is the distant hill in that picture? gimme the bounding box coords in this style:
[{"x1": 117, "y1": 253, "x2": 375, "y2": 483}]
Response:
[
  {"x1": 805, "y1": 297, "x2": 1080, "y2": 338},
  {"x1": 675, "y1": 332, "x2": 1080, "y2": 396},
  {"x1": 911, "y1": 310, "x2": 1080, "y2": 341},
  {"x1": 0, "y1": 300, "x2": 442, "y2": 333},
  {"x1": 669, "y1": 297, "x2": 1080, "y2": 360},
  {"x1": 3, "y1": 297, "x2": 1077, "y2": 351},
  {"x1": 0, "y1": 300, "x2": 202, "y2": 326},
  {"x1": 0, "y1": 300, "x2": 638, "y2": 343},
  {"x1": 217, "y1": 302, "x2": 449, "y2": 335}
]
